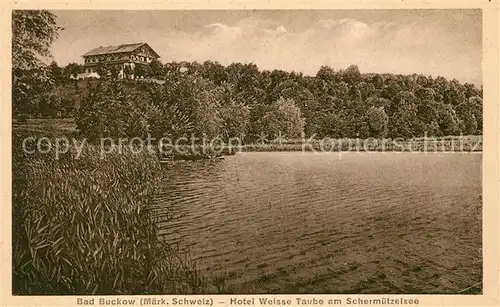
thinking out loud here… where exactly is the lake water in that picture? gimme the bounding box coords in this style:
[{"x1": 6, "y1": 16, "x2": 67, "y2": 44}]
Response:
[{"x1": 155, "y1": 152, "x2": 482, "y2": 294}]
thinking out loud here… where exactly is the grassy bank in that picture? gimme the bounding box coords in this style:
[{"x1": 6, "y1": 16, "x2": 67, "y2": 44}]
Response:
[
  {"x1": 12, "y1": 134, "x2": 204, "y2": 294},
  {"x1": 240, "y1": 137, "x2": 482, "y2": 153},
  {"x1": 158, "y1": 137, "x2": 482, "y2": 157},
  {"x1": 12, "y1": 118, "x2": 77, "y2": 139}
]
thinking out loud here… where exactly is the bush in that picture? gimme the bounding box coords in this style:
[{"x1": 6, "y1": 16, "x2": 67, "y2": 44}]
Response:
[
  {"x1": 12, "y1": 139, "x2": 204, "y2": 294},
  {"x1": 76, "y1": 81, "x2": 156, "y2": 142}
]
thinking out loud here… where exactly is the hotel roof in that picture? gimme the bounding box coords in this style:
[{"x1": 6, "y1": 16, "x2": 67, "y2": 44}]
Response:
[{"x1": 82, "y1": 43, "x2": 160, "y2": 58}]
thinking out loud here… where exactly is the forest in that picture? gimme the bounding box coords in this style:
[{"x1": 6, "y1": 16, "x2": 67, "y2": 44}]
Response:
[{"x1": 15, "y1": 47, "x2": 483, "y2": 143}]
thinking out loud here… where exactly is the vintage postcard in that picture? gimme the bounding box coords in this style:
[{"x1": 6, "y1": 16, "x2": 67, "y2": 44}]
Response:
[{"x1": 1, "y1": 0, "x2": 499, "y2": 307}]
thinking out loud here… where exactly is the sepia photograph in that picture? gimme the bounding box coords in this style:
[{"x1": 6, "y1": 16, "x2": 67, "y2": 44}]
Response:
[{"x1": 7, "y1": 5, "x2": 493, "y2": 301}]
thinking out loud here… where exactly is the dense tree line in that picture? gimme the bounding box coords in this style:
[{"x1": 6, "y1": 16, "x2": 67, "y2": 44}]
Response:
[
  {"x1": 13, "y1": 11, "x2": 483, "y2": 140},
  {"x1": 73, "y1": 60, "x2": 483, "y2": 141}
]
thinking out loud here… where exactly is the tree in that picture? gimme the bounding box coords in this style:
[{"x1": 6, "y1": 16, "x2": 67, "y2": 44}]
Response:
[
  {"x1": 415, "y1": 87, "x2": 436, "y2": 102},
  {"x1": 149, "y1": 75, "x2": 224, "y2": 140},
  {"x1": 123, "y1": 65, "x2": 133, "y2": 79},
  {"x1": 77, "y1": 82, "x2": 156, "y2": 141},
  {"x1": 342, "y1": 65, "x2": 362, "y2": 85},
  {"x1": 63, "y1": 63, "x2": 83, "y2": 79},
  {"x1": 148, "y1": 103, "x2": 193, "y2": 140},
  {"x1": 436, "y1": 104, "x2": 461, "y2": 136},
  {"x1": 381, "y1": 80, "x2": 402, "y2": 106},
  {"x1": 220, "y1": 98, "x2": 250, "y2": 141},
  {"x1": 357, "y1": 81, "x2": 376, "y2": 100},
  {"x1": 316, "y1": 66, "x2": 336, "y2": 82},
  {"x1": 12, "y1": 10, "x2": 62, "y2": 71},
  {"x1": 416, "y1": 100, "x2": 440, "y2": 135},
  {"x1": 201, "y1": 61, "x2": 228, "y2": 86},
  {"x1": 109, "y1": 65, "x2": 120, "y2": 80},
  {"x1": 37, "y1": 92, "x2": 62, "y2": 118},
  {"x1": 191, "y1": 82, "x2": 223, "y2": 139},
  {"x1": 443, "y1": 81, "x2": 466, "y2": 106},
  {"x1": 134, "y1": 64, "x2": 151, "y2": 79},
  {"x1": 143, "y1": 65, "x2": 153, "y2": 78},
  {"x1": 367, "y1": 106, "x2": 389, "y2": 138},
  {"x1": 463, "y1": 83, "x2": 482, "y2": 99},
  {"x1": 389, "y1": 101, "x2": 419, "y2": 138},
  {"x1": 348, "y1": 86, "x2": 362, "y2": 102},
  {"x1": 226, "y1": 62, "x2": 264, "y2": 106},
  {"x1": 149, "y1": 59, "x2": 164, "y2": 78},
  {"x1": 48, "y1": 61, "x2": 63, "y2": 84},
  {"x1": 96, "y1": 63, "x2": 110, "y2": 79},
  {"x1": 267, "y1": 69, "x2": 291, "y2": 93},
  {"x1": 269, "y1": 80, "x2": 314, "y2": 109},
  {"x1": 12, "y1": 10, "x2": 63, "y2": 117},
  {"x1": 456, "y1": 96, "x2": 482, "y2": 135},
  {"x1": 330, "y1": 81, "x2": 349, "y2": 101},
  {"x1": 141, "y1": 82, "x2": 193, "y2": 140},
  {"x1": 468, "y1": 96, "x2": 483, "y2": 133},
  {"x1": 371, "y1": 74, "x2": 384, "y2": 89},
  {"x1": 163, "y1": 62, "x2": 181, "y2": 76},
  {"x1": 312, "y1": 111, "x2": 344, "y2": 138},
  {"x1": 259, "y1": 97, "x2": 306, "y2": 140},
  {"x1": 366, "y1": 97, "x2": 390, "y2": 109}
]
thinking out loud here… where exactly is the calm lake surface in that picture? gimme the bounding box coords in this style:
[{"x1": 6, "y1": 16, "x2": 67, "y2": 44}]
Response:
[{"x1": 155, "y1": 152, "x2": 482, "y2": 294}]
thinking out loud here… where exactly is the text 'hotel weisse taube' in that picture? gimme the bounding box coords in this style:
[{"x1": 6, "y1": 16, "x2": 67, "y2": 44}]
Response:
[{"x1": 81, "y1": 42, "x2": 160, "y2": 79}]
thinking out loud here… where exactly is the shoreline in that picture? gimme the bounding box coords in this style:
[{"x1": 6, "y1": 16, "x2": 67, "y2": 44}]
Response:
[
  {"x1": 159, "y1": 140, "x2": 483, "y2": 160},
  {"x1": 159, "y1": 146, "x2": 482, "y2": 163},
  {"x1": 238, "y1": 145, "x2": 482, "y2": 153}
]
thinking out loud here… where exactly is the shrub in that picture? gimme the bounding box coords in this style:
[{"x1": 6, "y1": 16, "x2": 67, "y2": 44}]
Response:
[
  {"x1": 76, "y1": 81, "x2": 156, "y2": 142},
  {"x1": 12, "y1": 139, "x2": 204, "y2": 294}
]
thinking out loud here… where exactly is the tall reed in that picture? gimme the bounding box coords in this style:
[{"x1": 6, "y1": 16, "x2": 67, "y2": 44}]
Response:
[{"x1": 12, "y1": 135, "x2": 204, "y2": 294}]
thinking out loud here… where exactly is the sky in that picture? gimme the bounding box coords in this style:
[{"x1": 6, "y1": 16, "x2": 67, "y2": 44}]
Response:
[{"x1": 50, "y1": 10, "x2": 482, "y2": 85}]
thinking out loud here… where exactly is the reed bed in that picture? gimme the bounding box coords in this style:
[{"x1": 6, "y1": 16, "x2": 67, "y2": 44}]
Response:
[{"x1": 12, "y1": 135, "x2": 204, "y2": 295}]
